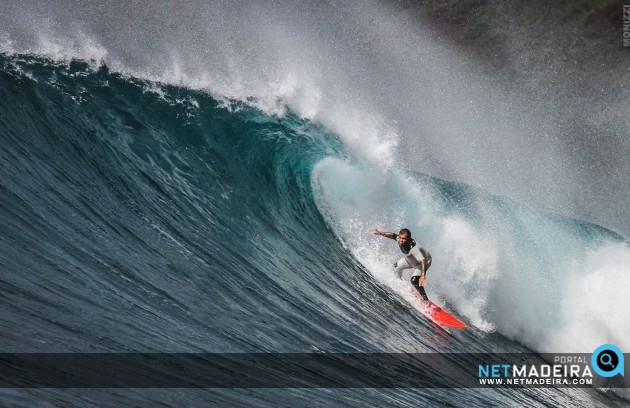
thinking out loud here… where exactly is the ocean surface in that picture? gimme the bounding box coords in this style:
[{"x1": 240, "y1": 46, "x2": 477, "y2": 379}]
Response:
[{"x1": 1, "y1": 1, "x2": 629, "y2": 406}]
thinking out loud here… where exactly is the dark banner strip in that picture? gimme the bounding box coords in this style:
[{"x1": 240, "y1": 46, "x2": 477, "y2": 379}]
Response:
[{"x1": 0, "y1": 353, "x2": 627, "y2": 388}]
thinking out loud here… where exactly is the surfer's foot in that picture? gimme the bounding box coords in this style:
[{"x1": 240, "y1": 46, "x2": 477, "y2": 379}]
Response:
[{"x1": 420, "y1": 298, "x2": 430, "y2": 307}]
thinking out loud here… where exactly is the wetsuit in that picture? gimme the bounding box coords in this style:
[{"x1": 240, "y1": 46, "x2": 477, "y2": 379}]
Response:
[{"x1": 390, "y1": 233, "x2": 432, "y2": 301}]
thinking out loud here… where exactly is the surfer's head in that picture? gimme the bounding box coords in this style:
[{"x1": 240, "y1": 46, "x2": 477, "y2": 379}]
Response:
[{"x1": 397, "y1": 228, "x2": 412, "y2": 249}]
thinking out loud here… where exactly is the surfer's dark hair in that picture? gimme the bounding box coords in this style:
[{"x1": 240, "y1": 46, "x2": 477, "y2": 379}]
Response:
[{"x1": 399, "y1": 228, "x2": 411, "y2": 237}]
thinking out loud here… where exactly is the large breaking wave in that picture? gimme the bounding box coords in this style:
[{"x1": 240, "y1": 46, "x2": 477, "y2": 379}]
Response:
[{"x1": 1, "y1": 0, "x2": 629, "y2": 406}]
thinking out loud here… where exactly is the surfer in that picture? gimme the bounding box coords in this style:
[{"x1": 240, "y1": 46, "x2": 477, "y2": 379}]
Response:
[{"x1": 369, "y1": 228, "x2": 432, "y2": 305}]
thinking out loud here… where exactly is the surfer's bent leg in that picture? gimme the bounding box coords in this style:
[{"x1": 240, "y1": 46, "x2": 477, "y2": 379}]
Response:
[
  {"x1": 410, "y1": 275, "x2": 429, "y2": 301},
  {"x1": 411, "y1": 263, "x2": 430, "y2": 301},
  {"x1": 394, "y1": 257, "x2": 410, "y2": 279}
]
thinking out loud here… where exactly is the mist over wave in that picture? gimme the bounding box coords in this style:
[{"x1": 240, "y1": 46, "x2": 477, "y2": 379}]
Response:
[
  {"x1": 2, "y1": 0, "x2": 628, "y2": 234},
  {"x1": 1, "y1": 0, "x2": 629, "y2": 406}
]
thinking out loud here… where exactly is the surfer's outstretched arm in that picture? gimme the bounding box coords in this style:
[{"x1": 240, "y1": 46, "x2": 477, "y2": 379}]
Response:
[{"x1": 369, "y1": 228, "x2": 396, "y2": 239}]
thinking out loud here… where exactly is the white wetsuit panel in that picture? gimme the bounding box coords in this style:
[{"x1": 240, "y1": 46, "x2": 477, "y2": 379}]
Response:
[{"x1": 394, "y1": 246, "x2": 432, "y2": 278}]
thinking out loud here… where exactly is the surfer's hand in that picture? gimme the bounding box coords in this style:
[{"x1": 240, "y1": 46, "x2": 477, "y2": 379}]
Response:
[
  {"x1": 369, "y1": 228, "x2": 379, "y2": 235},
  {"x1": 419, "y1": 276, "x2": 426, "y2": 286}
]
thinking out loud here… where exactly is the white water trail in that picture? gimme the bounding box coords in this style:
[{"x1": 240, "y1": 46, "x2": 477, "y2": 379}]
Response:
[{"x1": 311, "y1": 157, "x2": 630, "y2": 355}]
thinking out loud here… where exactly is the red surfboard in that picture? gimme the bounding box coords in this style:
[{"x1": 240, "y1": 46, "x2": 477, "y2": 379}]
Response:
[{"x1": 414, "y1": 293, "x2": 467, "y2": 329}]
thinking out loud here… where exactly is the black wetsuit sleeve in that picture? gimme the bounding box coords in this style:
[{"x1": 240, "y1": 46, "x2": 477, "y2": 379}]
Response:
[{"x1": 390, "y1": 233, "x2": 398, "y2": 240}]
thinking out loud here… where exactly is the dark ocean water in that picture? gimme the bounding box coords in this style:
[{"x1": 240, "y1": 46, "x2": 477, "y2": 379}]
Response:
[{"x1": 1, "y1": 54, "x2": 628, "y2": 406}]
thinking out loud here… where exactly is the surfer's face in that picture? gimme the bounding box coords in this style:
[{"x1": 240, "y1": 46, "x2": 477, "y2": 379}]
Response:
[{"x1": 397, "y1": 233, "x2": 410, "y2": 247}]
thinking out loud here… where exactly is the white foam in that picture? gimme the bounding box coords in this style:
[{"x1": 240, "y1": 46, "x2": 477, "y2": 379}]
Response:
[
  {"x1": 312, "y1": 157, "x2": 630, "y2": 354},
  {"x1": 551, "y1": 243, "x2": 630, "y2": 352}
]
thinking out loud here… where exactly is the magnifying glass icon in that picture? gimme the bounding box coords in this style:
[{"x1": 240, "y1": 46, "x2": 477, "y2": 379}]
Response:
[{"x1": 599, "y1": 353, "x2": 614, "y2": 367}]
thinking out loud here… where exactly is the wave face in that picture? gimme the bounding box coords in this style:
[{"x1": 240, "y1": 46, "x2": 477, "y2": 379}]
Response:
[
  {"x1": 1, "y1": 1, "x2": 629, "y2": 406},
  {"x1": 1, "y1": 53, "x2": 628, "y2": 407}
]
